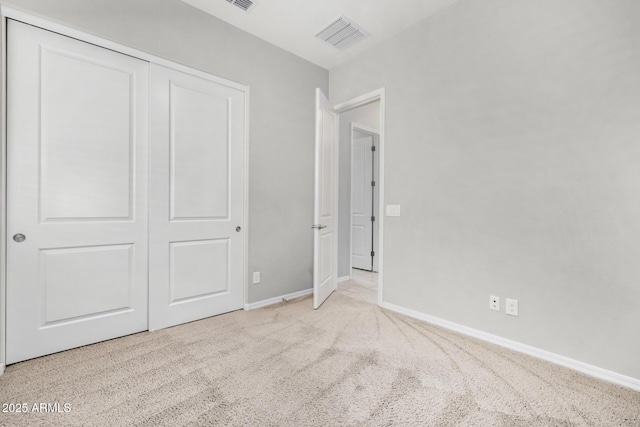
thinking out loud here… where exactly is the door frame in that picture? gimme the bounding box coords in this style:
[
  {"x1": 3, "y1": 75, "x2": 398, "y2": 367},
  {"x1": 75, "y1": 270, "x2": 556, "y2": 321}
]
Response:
[
  {"x1": 0, "y1": 6, "x2": 251, "y2": 373},
  {"x1": 334, "y1": 88, "x2": 386, "y2": 307},
  {"x1": 349, "y1": 123, "x2": 380, "y2": 275}
]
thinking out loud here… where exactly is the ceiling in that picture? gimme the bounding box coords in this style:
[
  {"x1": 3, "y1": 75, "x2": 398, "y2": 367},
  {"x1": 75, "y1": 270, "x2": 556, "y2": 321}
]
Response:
[{"x1": 181, "y1": 0, "x2": 461, "y2": 70}]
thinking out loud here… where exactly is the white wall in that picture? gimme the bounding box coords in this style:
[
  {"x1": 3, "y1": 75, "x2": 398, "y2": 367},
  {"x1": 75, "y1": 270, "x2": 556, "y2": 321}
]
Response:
[
  {"x1": 330, "y1": 0, "x2": 640, "y2": 380},
  {"x1": 1, "y1": 0, "x2": 328, "y2": 303},
  {"x1": 337, "y1": 101, "x2": 380, "y2": 278}
]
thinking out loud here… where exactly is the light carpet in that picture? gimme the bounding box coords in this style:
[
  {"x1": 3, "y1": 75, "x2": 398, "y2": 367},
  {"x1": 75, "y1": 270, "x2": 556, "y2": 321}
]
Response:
[{"x1": 0, "y1": 293, "x2": 639, "y2": 426}]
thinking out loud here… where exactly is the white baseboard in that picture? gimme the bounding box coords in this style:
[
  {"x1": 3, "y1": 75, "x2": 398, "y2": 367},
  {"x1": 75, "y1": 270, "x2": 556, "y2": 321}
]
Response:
[
  {"x1": 382, "y1": 302, "x2": 640, "y2": 392},
  {"x1": 0, "y1": 363, "x2": 5, "y2": 376},
  {"x1": 244, "y1": 288, "x2": 313, "y2": 311},
  {"x1": 337, "y1": 276, "x2": 350, "y2": 283}
]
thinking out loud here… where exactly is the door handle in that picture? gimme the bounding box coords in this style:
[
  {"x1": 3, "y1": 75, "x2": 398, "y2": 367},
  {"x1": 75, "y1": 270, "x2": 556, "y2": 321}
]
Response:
[
  {"x1": 13, "y1": 233, "x2": 26, "y2": 243},
  {"x1": 311, "y1": 224, "x2": 327, "y2": 229}
]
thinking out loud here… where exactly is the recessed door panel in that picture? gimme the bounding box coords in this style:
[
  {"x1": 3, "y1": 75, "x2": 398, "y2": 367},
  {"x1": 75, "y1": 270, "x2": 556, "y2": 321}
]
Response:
[
  {"x1": 352, "y1": 225, "x2": 366, "y2": 257},
  {"x1": 170, "y1": 239, "x2": 230, "y2": 303},
  {"x1": 6, "y1": 20, "x2": 149, "y2": 364},
  {"x1": 351, "y1": 143, "x2": 366, "y2": 215},
  {"x1": 149, "y1": 64, "x2": 245, "y2": 331},
  {"x1": 321, "y1": 110, "x2": 335, "y2": 218},
  {"x1": 171, "y1": 84, "x2": 230, "y2": 221},
  {"x1": 320, "y1": 233, "x2": 333, "y2": 284},
  {"x1": 41, "y1": 48, "x2": 133, "y2": 221},
  {"x1": 42, "y1": 245, "x2": 133, "y2": 324}
]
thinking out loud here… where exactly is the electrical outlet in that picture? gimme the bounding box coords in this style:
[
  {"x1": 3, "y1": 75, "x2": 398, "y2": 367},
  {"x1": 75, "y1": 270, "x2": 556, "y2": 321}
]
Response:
[
  {"x1": 506, "y1": 298, "x2": 519, "y2": 316},
  {"x1": 490, "y1": 295, "x2": 500, "y2": 311},
  {"x1": 252, "y1": 271, "x2": 260, "y2": 285}
]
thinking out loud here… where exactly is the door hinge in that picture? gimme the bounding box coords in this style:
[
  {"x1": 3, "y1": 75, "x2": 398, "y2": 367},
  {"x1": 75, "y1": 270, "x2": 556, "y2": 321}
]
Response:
[
  {"x1": 371, "y1": 251, "x2": 375, "y2": 257},
  {"x1": 371, "y1": 181, "x2": 376, "y2": 187},
  {"x1": 371, "y1": 216, "x2": 375, "y2": 222},
  {"x1": 371, "y1": 145, "x2": 376, "y2": 152}
]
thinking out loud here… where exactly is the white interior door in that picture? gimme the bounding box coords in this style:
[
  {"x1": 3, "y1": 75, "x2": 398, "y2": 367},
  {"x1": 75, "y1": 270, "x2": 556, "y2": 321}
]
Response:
[
  {"x1": 148, "y1": 64, "x2": 245, "y2": 330},
  {"x1": 351, "y1": 135, "x2": 374, "y2": 271},
  {"x1": 313, "y1": 89, "x2": 338, "y2": 309},
  {"x1": 6, "y1": 20, "x2": 149, "y2": 364},
  {"x1": 372, "y1": 136, "x2": 380, "y2": 273}
]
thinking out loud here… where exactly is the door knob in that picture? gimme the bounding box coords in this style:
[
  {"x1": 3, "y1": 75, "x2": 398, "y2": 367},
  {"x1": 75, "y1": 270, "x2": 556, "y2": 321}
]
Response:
[
  {"x1": 13, "y1": 233, "x2": 26, "y2": 242},
  {"x1": 236, "y1": 226, "x2": 241, "y2": 232}
]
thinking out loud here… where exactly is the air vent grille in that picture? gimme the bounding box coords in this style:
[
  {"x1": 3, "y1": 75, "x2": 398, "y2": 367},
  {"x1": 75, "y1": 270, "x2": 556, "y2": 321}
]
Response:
[
  {"x1": 225, "y1": 0, "x2": 256, "y2": 12},
  {"x1": 316, "y1": 16, "x2": 369, "y2": 50}
]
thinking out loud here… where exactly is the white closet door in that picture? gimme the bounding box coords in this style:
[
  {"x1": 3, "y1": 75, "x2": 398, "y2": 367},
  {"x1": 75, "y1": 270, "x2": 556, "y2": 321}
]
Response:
[
  {"x1": 148, "y1": 64, "x2": 245, "y2": 330},
  {"x1": 6, "y1": 20, "x2": 149, "y2": 364}
]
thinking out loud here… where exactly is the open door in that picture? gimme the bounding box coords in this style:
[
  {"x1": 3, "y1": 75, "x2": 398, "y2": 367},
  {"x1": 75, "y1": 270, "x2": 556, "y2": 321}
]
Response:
[{"x1": 313, "y1": 89, "x2": 339, "y2": 309}]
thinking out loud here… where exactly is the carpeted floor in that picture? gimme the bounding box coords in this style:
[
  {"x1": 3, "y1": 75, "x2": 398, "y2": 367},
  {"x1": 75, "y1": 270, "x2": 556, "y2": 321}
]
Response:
[{"x1": 0, "y1": 292, "x2": 639, "y2": 426}]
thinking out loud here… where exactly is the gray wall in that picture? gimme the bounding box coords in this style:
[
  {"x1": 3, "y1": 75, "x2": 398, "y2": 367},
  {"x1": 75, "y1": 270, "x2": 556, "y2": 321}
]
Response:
[
  {"x1": 338, "y1": 102, "x2": 380, "y2": 278},
  {"x1": 2, "y1": 0, "x2": 328, "y2": 304},
  {"x1": 330, "y1": 0, "x2": 640, "y2": 380}
]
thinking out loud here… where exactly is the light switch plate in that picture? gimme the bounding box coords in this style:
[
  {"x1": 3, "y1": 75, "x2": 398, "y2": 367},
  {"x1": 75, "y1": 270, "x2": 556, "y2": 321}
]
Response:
[{"x1": 386, "y1": 205, "x2": 401, "y2": 216}]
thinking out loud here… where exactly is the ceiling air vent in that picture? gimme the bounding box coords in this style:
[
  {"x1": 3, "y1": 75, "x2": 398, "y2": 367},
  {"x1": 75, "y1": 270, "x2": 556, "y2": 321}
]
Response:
[
  {"x1": 225, "y1": 0, "x2": 257, "y2": 12},
  {"x1": 316, "y1": 16, "x2": 369, "y2": 50}
]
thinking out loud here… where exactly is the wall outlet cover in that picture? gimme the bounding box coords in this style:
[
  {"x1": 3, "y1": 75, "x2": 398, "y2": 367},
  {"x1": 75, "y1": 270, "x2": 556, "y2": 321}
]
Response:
[
  {"x1": 506, "y1": 298, "x2": 519, "y2": 316},
  {"x1": 252, "y1": 271, "x2": 260, "y2": 284},
  {"x1": 490, "y1": 295, "x2": 500, "y2": 311}
]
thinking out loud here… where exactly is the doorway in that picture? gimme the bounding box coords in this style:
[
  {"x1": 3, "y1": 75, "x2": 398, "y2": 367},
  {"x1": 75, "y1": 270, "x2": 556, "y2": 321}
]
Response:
[{"x1": 334, "y1": 90, "x2": 385, "y2": 307}]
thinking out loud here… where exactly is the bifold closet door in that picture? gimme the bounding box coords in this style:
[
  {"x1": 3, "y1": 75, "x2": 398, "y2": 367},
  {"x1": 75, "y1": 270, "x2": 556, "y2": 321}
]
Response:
[
  {"x1": 148, "y1": 64, "x2": 245, "y2": 330},
  {"x1": 6, "y1": 20, "x2": 149, "y2": 363}
]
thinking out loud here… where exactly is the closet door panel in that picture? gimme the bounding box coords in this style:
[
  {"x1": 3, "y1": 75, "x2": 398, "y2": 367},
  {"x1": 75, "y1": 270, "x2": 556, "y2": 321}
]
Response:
[
  {"x1": 6, "y1": 20, "x2": 149, "y2": 364},
  {"x1": 149, "y1": 64, "x2": 245, "y2": 330}
]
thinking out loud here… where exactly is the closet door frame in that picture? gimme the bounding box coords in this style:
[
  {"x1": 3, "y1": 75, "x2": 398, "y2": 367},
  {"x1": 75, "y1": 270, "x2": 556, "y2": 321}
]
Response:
[{"x1": 0, "y1": 6, "x2": 250, "y2": 374}]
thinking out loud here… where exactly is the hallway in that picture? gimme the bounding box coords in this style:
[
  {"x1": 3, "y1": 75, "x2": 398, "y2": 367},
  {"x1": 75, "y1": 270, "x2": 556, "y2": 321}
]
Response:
[{"x1": 337, "y1": 269, "x2": 378, "y2": 304}]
